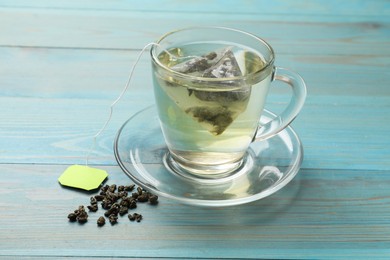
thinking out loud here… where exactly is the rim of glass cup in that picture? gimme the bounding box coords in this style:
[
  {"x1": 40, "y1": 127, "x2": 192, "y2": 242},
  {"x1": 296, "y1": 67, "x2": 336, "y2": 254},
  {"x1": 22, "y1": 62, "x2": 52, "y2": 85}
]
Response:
[{"x1": 150, "y1": 26, "x2": 275, "y2": 83}]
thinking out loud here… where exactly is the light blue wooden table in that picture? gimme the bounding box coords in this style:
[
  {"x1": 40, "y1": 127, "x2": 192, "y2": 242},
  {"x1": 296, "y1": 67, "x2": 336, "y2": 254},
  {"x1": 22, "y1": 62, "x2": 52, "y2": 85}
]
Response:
[{"x1": 1, "y1": 1, "x2": 389, "y2": 259}]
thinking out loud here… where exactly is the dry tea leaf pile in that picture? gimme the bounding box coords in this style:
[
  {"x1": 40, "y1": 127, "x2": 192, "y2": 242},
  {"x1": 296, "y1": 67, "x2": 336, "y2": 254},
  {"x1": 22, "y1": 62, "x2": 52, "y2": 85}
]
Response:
[{"x1": 67, "y1": 183, "x2": 158, "y2": 226}]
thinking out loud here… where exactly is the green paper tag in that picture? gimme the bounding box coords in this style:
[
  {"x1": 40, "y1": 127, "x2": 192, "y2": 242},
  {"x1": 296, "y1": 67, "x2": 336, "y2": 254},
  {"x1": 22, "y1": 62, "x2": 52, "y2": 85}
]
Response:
[{"x1": 58, "y1": 165, "x2": 108, "y2": 191}]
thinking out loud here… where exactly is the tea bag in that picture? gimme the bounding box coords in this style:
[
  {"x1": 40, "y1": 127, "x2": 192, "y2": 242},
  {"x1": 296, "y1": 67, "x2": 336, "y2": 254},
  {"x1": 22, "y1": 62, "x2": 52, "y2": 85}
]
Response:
[
  {"x1": 170, "y1": 51, "x2": 217, "y2": 74},
  {"x1": 193, "y1": 48, "x2": 251, "y2": 103},
  {"x1": 162, "y1": 47, "x2": 251, "y2": 135},
  {"x1": 185, "y1": 106, "x2": 233, "y2": 136},
  {"x1": 203, "y1": 47, "x2": 242, "y2": 78}
]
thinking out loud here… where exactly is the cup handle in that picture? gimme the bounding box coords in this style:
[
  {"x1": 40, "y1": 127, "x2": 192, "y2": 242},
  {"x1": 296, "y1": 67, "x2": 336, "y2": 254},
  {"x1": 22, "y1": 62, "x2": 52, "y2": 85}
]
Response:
[{"x1": 253, "y1": 66, "x2": 307, "y2": 141}]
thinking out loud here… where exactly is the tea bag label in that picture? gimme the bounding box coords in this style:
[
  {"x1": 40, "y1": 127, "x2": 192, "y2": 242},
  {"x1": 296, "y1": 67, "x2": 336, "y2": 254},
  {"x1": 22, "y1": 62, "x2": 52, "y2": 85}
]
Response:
[{"x1": 58, "y1": 165, "x2": 108, "y2": 191}]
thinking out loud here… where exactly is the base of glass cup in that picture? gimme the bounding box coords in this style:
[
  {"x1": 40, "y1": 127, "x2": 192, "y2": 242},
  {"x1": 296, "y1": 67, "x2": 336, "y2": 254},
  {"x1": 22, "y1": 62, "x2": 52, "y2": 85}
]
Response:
[{"x1": 163, "y1": 151, "x2": 254, "y2": 184}]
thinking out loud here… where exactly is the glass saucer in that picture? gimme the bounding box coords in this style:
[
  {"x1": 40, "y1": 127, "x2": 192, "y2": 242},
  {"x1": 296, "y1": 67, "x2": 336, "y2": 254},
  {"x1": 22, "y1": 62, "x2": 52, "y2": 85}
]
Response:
[{"x1": 114, "y1": 105, "x2": 303, "y2": 207}]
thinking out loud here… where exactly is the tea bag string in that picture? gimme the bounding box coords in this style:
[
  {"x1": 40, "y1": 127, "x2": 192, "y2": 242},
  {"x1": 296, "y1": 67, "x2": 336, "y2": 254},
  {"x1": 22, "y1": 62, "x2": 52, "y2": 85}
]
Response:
[{"x1": 85, "y1": 42, "x2": 187, "y2": 166}]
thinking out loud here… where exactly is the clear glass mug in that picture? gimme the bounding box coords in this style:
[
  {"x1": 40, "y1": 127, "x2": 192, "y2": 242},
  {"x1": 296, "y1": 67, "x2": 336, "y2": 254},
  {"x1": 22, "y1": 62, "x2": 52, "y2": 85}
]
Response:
[{"x1": 150, "y1": 27, "x2": 306, "y2": 180}]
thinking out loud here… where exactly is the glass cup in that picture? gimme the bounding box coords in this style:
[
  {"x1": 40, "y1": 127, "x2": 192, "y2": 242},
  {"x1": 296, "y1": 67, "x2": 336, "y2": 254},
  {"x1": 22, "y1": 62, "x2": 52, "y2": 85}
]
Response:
[{"x1": 150, "y1": 27, "x2": 306, "y2": 180}]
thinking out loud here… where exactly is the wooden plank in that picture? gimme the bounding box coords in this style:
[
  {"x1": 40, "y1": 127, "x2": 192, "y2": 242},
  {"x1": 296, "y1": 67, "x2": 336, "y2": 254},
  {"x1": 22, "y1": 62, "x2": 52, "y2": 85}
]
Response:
[
  {"x1": 0, "y1": 48, "x2": 150, "y2": 99},
  {"x1": 0, "y1": 47, "x2": 388, "y2": 99},
  {"x1": 0, "y1": 0, "x2": 389, "y2": 17},
  {"x1": 0, "y1": 8, "x2": 389, "y2": 55},
  {"x1": 0, "y1": 164, "x2": 389, "y2": 258}
]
